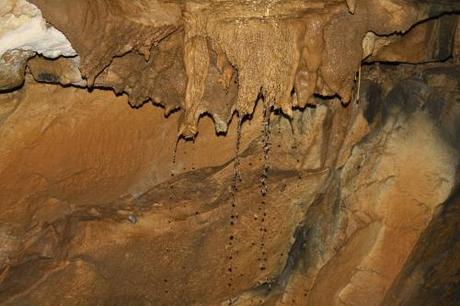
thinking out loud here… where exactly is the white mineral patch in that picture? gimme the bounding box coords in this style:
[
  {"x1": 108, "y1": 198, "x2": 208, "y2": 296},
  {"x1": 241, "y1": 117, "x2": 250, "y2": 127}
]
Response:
[{"x1": 0, "y1": 0, "x2": 76, "y2": 58}]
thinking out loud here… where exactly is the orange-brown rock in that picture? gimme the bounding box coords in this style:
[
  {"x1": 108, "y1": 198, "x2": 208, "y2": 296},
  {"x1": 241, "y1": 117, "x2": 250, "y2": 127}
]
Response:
[
  {"x1": 1, "y1": 1, "x2": 460, "y2": 305},
  {"x1": 27, "y1": 56, "x2": 84, "y2": 86},
  {"x1": 367, "y1": 15, "x2": 458, "y2": 63},
  {"x1": 0, "y1": 63, "x2": 459, "y2": 305},
  {"x1": 0, "y1": 50, "x2": 34, "y2": 91},
  {"x1": 29, "y1": 0, "x2": 181, "y2": 85},
  {"x1": 27, "y1": 0, "x2": 460, "y2": 137}
]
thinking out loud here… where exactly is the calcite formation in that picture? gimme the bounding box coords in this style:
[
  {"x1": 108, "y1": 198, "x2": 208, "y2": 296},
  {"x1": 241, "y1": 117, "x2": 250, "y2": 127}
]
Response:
[
  {"x1": 1, "y1": 0, "x2": 458, "y2": 135},
  {"x1": 0, "y1": 0, "x2": 459, "y2": 305},
  {"x1": 0, "y1": 0, "x2": 75, "y2": 58},
  {"x1": 0, "y1": 0, "x2": 76, "y2": 90}
]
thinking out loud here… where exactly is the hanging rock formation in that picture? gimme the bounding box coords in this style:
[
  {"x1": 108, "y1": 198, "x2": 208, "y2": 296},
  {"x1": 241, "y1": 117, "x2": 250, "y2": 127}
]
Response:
[
  {"x1": 2, "y1": 0, "x2": 459, "y2": 135},
  {"x1": 0, "y1": 0, "x2": 459, "y2": 305}
]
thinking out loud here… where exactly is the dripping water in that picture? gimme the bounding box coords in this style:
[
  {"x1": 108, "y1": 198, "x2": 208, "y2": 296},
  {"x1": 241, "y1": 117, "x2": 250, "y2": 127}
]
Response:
[
  {"x1": 172, "y1": 136, "x2": 180, "y2": 165},
  {"x1": 352, "y1": 65, "x2": 362, "y2": 104},
  {"x1": 227, "y1": 116, "x2": 243, "y2": 301},
  {"x1": 170, "y1": 135, "x2": 181, "y2": 207},
  {"x1": 233, "y1": 117, "x2": 243, "y2": 194},
  {"x1": 260, "y1": 105, "x2": 271, "y2": 196},
  {"x1": 258, "y1": 104, "x2": 271, "y2": 272},
  {"x1": 277, "y1": 112, "x2": 282, "y2": 135},
  {"x1": 164, "y1": 134, "x2": 181, "y2": 297}
]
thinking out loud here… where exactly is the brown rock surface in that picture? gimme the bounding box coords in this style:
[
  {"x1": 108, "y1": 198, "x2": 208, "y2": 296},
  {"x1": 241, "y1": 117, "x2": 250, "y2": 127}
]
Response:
[
  {"x1": 29, "y1": 0, "x2": 181, "y2": 86},
  {"x1": 0, "y1": 50, "x2": 34, "y2": 91},
  {"x1": 367, "y1": 15, "x2": 458, "y2": 63},
  {"x1": 27, "y1": 56, "x2": 84, "y2": 86},
  {"x1": 25, "y1": 0, "x2": 460, "y2": 137},
  {"x1": 0, "y1": 63, "x2": 459, "y2": 305},
  {"x1": 455, "y1": 18, "x2": 460, "y2": 62},
  {"x1": 383, "y1": 188, "x2": 460, "y2": 306},
  {"x1": 0, "y1": 1, "x2": 460, "y2": 305}
]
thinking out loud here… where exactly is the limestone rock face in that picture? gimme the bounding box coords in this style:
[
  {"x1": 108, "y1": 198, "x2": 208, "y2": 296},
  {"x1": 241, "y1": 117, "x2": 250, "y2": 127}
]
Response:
[
  {"x1": 0, "y1": 63, "x2": 459, "y2": 305},
  {"x1": 0, "y1": 1, "x2": 459, "y2": 306},
  {"x1": 0, "y1": 50, "x2": 33, "y2": 91},
  {"x1": 366, "y1": 16, "x2": 458, "y2": 63},
  {"x1": 0, "y1": 0, "x2": 75, "y2": 58},
  {"x1": 455, "y1": 20, "x2": 460, "y2": 62},
  {"x1": 2, "y1": 0, "x2": 459, "y2": 135},
  {"x1": 0, "y1": 0, "x2": 76, "y2": 90}
]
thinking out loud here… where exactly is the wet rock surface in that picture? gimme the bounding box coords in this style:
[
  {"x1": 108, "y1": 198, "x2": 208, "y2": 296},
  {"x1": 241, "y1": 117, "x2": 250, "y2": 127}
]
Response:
[
  {"x1": 0, "y1": 63, "x2": 459, "y2": 305},
  {"x1": 1, "y1": 0, "x2": 458, "y2": 135},
  {"x1": 0, "y1": 1, "x2": 460, "y2": 305}
]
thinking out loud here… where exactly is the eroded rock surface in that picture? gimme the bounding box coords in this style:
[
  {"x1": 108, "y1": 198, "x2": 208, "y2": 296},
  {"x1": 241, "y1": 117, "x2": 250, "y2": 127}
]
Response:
[
  {"x1": 0, "y1": 1, "x2": 459, "y2": 305},
  {"x1": 1, "y1": 0, "x2": 457, "y2": 136},
  {"x1": 0, "y1": 0, "x2": 76, "y2": 90},
  {"x1": 0, "y1": 63, "x2": 459, "y2": 305}
]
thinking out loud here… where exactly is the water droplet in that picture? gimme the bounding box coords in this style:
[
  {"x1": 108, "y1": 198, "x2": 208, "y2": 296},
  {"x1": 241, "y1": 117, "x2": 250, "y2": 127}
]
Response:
[{"x1": 128, "y1": 215, "x2": 137, "y2": 224}]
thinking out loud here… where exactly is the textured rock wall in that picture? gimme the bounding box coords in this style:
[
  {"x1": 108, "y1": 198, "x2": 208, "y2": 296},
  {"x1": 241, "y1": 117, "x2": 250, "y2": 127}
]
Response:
[
  {"x1": 455, "y1": 19, "x2": 460, "y2": 62},
  {"x1": 2, "y1": 0, "x2": 460, "y2": 136},
  {"x1": 0, "y1": 1, "x2": 460, "y2": 305},
  {"x1": 0, "y1": 63, "x2": 459, "y2": 305},
  {"x1": 0, "y1": 0, "x2": 75, "y2": 90}
]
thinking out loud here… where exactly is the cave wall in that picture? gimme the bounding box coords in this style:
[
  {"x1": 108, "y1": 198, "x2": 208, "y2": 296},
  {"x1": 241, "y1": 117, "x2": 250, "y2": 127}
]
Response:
[
  {"x1": 0, "y1": 1, "x2": 460, "y2": 305},
  {"x1": 2, "y1": 0, "x2": 460, "y2": 135},
  {"x1": 1, "y1": 63, "x2": 459, "y2": 305},
  {"x1": 455, "y1": 20, "x2": 460, "y2": 61}
]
